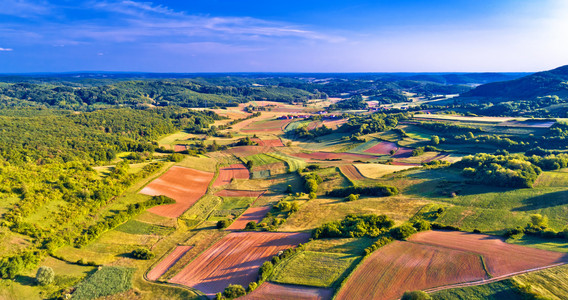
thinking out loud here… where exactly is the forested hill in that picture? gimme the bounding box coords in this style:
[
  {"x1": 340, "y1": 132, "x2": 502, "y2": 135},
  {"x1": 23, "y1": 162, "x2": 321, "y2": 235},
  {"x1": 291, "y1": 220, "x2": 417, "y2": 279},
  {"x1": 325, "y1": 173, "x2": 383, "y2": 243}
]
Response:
[
  {"x1": 0, "y1": 79, "x2": 324, "y2": 109},
  {"x1": 463, "y1": 65, "x2": 568, "y2": 100}
]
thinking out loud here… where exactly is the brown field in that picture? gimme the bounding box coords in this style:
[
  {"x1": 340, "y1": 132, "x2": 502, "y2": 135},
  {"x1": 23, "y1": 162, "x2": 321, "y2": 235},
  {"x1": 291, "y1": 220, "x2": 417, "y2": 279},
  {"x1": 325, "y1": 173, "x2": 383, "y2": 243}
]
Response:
[
  {"x1": 140, "y1": 166, "x2": 214, "y2": 218},
  {"x1": 392, "y1": 147, "x2": 413, "y2": 158},
  {"x1": 252, "y1": 138, "x2": 284, "y2": 147},
  {"x1": 215, "y1": 189, "x2": 265, "y2": 198},
  {"x1": 169, "y1": 232, "x2": 310, "y2": 296},
  {"x1": 243, "y1": 282, "x2": 334, "y2": 300},
  {"x1": 226, "y1": 205, "x2": 271, "y2": 230},
  {"x1": 390, "y1": 161, "x2": 421, "y2": 166},
  {"x1": 339, "y1": 165, "x2": 365, "y2": 180},
  {"x1": 499, "y1": 120, "x2": 556, "y2": 128},
  {"x1": 322, "y1": 119, "x2": 347, "y2": 130},
  {"x1": 213, "y1": 164, "x2": 250, "y2": 187},
  {"x1": 306, "y1": 121, "x2": 320, "y2": 130},
  {"x1": 335, "y1": 240, "x2": 487, "y2": 300},
  {"x1": 173, "y1": 144, "x2": 187, "y2": 152},
  {"x1": 147, "y1": 246, "x2": 192, "y2": 281},
  {"x1": 364, "y1": 141, "x2": 398, "y2": 155},
  {"x1": 290, "y1": 151, "x2": 376, "y2": 162},
  {"x1": 409, "y1": 231, "x2": 568, "y2": 277},
  {"x1": 227, "y1": 146, "x2": 272, "y2": 157}
]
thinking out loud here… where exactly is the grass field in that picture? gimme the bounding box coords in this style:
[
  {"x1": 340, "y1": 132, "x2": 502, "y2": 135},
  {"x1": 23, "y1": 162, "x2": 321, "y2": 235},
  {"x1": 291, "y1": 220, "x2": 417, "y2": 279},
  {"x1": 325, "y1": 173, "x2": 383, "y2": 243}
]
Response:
[
  {"x1": 507, "y1": 235, "x2": 568, "y2": 253},
  {"x1": 267, "y1": 152, "x2": 307, "y2": 172},
  {"x1": 514, "y1": 264, "x2": 568, "y2": 299},
  {"x1": 534, "y1": 169, "x2": 568, "y2": 187},
  {"x1": 243, "y1": 153, "x2": 283, "y2": 166},
  {"x1": 303, "y1": 237, "x2": 376, "y2": 256},
  {"x1": 432, "y1": 279, "x2": 523, "y2": 300},
  {"x1": 270, "y1": 251, "x2": 359, "y2": 288},
  {"x1": 279, "y1": 196, "x2": 426, "y2": 232},
  {"x1": 115, "y1": 219, "x2": 175, "y2": 236},
  {"x1": 72, "y1": 266, "x2": 135, "y2": 300}
]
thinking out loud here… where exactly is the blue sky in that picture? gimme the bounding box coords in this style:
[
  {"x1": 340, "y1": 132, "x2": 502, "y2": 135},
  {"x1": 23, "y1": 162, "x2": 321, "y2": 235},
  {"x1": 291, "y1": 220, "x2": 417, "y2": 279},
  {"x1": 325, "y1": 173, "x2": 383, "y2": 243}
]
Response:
[{"x1": 0, "y1": 0, "x2": 567, "y2": 73}]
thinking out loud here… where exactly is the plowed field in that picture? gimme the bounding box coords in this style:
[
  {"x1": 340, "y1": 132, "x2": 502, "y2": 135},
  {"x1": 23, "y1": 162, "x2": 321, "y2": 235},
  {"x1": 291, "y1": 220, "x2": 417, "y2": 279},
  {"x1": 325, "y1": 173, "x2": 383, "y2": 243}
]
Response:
[
  {"x1": 227, "y1": 146, "x2": 272, "y2": 157},
  {"x1": 213, "y1": 164, "x2": 249, "y2": 187},
  {"x1": 339, "y1": 165, "x2": 366, "y2": 180},
  {"x1": 335, "y1": 240, "x2": 487, "y2": 300},
  {"x1": 392, "y1": 147, "x2": 413, "y2": 158},
  {"x1": 364, "y1": 141, "x2": 398, "y2": 155},
  {"x1": 226, "y1": 205, "x2": 271, "y2": 230},
  {"x1": 147, "y1": 246, "x2": 192, "y2": 281},
  {"x1": 140, "y1": 166, "x2": 214, "y2": 218},
  {"x1": 173, "y1": 144, "x2": 187, "y2": 152},
  {"x1": 409, "y1": 230, "x2": 568, "y2": 277},
  {"x1": 169, "y1": 232, "x2": 310, "y2": 296},
  {"x1": 242, "y1": 282, "x2": 333, "y2": 300},
  {"x1": 252, "y1": 138, "x2": 284, "y2": 147},
  {"x1": 291, "y1": 152, "x2": 376, "y2": 162},
  {"x1": 215, "y1": 189, "x2": 265, "y2": 198}
]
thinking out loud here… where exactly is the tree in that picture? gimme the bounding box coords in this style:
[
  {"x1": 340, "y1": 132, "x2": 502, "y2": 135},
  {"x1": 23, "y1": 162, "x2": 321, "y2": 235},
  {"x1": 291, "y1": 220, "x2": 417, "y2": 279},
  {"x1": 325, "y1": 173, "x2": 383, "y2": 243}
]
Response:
[
  {"x1": 223, "y1": 284, "x2": 246, "y2": 299},
  {"x1": 217, "y1": 220, "x2": 231, "y2": 229},
  {"x1": 401, "y1": 290, "x2": 432, "y2": 300},
  {"x1": 246, "y1": 160, "x2": 254, "y2": 170},
  {"x1": 36, "y1": 266, "x2": 55, "y2": 286},
  {"x1": 431, "y1": 135, "x2": 440, "y2": 145},
  {"x1": 529, "y1": 214, "x2": 549, "y2": 228},
  {"x1": 290, "y1": 201, "x2": 300, "y2": 212},
  {"x1": 345, "y1": 194, "x2": 360, "y2": 202},
  {"x1": 308, "y1": 192, "x2": 317, "y2": 200},
  {"x1": 391, "y1": 224, "x2": 417, "y2": 240},
  {"x1": 131, "y1": 248, "x2": 155, "y2": 260}
]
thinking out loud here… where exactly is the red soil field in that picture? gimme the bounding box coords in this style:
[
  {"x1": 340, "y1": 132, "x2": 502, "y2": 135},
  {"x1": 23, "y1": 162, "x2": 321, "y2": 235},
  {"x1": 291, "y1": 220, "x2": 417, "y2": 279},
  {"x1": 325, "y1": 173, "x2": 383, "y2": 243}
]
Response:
[
  {"x1": 306, "y1": 121, "x2": 320, "y2": 131},
  {"x1": 243, "y1": 282, "x2": 334, "y2": 300},
  {"x1": 226, "y1": 146, "x2": 272, "y2": 157},
  {"x1": 291, "y1": 151, "x2": 376, "y2": 162},
  {"x1": 169, "y1": 232, "x2": 310, "y2": 297},
  {"x1": 173, "y1": 144, "x2": 187, "y2": 152},
  {"x1": 339, "y1": 165, "x2": 366, "y2": 180},
  {"x1": 215, "y1": 189, "x2": 265, "y2": 198},
  {"x1": 213, "y1": 164, "x2": 250, "y2": 187},
  {"x1": 364, "y1": 141, "x2": 398, "y2": 155},
  {"x1": 140, "y1": 166, "x2": 214, "y2": 218},
  {"x1": 409, "y1": 230, "x2": 568, "y2": 277},
  {"x1": 252, "y1": 138, "x2": 284, "y2": 147},
  {"x1": 335, "y1": 240, "x2": 487, "y2": 300},
  {"x1": 147, "y1": 246, "x2": 192, "y2": 281},
  {"x1": 226, "y1": 205, "x2": 271, "y2": 230},
  {"x1": 321, "y1": 119, "x2": 346, "y2": 130},
  {"x1": 392, "y1": 147, "x2": 413, "y2": 158}
]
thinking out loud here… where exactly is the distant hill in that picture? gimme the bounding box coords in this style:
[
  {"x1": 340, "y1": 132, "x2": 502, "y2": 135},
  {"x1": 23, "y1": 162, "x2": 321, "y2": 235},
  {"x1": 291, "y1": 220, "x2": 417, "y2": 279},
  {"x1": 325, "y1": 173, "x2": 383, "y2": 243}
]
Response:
[{"x1": 463, "y1": 65, "x2": 568, "y2": 100}]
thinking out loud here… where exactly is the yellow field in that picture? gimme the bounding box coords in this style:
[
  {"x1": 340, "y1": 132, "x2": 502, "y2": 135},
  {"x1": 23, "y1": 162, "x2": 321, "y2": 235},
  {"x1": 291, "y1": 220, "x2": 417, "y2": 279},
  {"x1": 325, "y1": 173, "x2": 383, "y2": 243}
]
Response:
[{"x1": 354, "y1": 163, "x2": 417, "y2": 179}]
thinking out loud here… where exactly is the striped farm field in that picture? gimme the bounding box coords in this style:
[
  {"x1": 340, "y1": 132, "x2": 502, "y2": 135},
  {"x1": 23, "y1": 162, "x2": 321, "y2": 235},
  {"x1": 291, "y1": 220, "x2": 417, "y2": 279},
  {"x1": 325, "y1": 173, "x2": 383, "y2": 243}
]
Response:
[
  {"x1": 290, "y1": 151, "x2": 377, "y2": 162},
  {"x1": 335, "y1": 240, "x2": 488, "y2": 300},
  {"x1": 139, "y1": 166, "x2": 214, "y2": 218},
  {"x1": 226, "y1": 205, "x2": 271, "y2": 230},
  {"x1": 339, "y1": 165, "x2": 365, "y2": 180},
  {"x1": 243, "y1": 282, "x2": 333, "y2": 300},
  {"x1": 169, "y1": 232, "x2": 310, "y2": 297},
  {"x1": 215, "y1": 189, "x2": 265, "y2": 198},
  {"x1": 409, "y1": 230, "x2": 568, "y2": 277},
  {"x1": 354, "y1": 163, "x2": 416, "y2": 179},
  {"x1": 243, "y1": 153, "x2": 283, "y2": 166},
  {"x1": 266, "y1": 152, "x2": 307, "y2": 172},
  {"x1": 252, "y1": 138, "x2": 284, "y2": 147},
  {"x1": 147, "y1": 246, "x2": 192, "y2": 281},
  {"x1": 213, "y1": 164, "x2": 250, "y2": 187},
  {"x1": 363, "y1": 141, "x2": 398, "y2": 155}
]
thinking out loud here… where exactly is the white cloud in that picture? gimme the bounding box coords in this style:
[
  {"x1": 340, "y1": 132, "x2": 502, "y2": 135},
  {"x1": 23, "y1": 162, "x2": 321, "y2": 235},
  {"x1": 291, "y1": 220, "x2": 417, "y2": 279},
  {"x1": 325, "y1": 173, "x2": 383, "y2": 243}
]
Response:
[{"x1": 0, "y1": 48, "x2": 13, "y2": 51}]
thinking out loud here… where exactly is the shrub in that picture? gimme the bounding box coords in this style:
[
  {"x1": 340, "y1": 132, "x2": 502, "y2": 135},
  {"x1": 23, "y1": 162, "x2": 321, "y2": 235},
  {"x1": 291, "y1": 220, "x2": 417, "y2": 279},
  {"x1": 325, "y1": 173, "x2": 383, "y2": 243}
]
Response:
[
  {"x1": 364, "y1": 236, "x2": 394, "y2": 255},
  {"x1": 313, "y1": 214, "x2": 395, "y2": 239},
  {"x1": 244, "y1": 221, "x2": 258, "y2": 231},
  {"x1": 326, "y1": 185, "x2": 398, "y2": 198},
  {"x1": 258, "y1": 261, "x2": 273, "y2": 281},
  {"x1": 36, "y1": 266, "x2": 55, "y2": 286},
  {"x1": 248, "y1": 281, "x2": 258, "y2": 292},
  {"x1": 223, "y1": 284, "x2": 246, "y2": 299},
  {"x1": 391, "y1": 224, "x2": 417, "y2": 240},
  {"x1": 217, "y1": 220, "x2": 231, "y2": 229},
  {"x1": 308, "y1": 192, "x2": 317, "y2": 200},
  {"x1": 131, "y1": 248, "x2": 154, "y2": 260},
  {"x1": 401, "y1": 290, "x2": 432, "y2": 300},
  {"x1": 345, "y1": 194, "x2": 360, "y2": 202},
  {"x1": 412, "y1": 220, "x2": 431, "y2": 232},
  {"x1": 167, "y1": 153, "x2": 184, "y2": 162}
]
